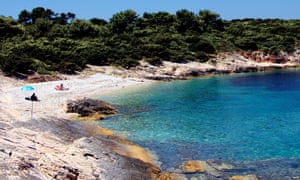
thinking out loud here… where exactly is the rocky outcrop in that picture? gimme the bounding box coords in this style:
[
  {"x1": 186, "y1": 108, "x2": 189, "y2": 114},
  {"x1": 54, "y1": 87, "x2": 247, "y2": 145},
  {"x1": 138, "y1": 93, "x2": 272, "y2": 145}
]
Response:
[
  {"x1": 241, "y1": 51, "x2": 290, "y2": 64},
  {"x1": 108, "y1": 51, "x2": 300, "y2": 81},
  {"x1": 26, "y1": 74, "x2": 67, "y2": 83},
  {"x1": 0, "y1": 117, "x2": 161, "y2": 179},
  {"x1": 64, "y1": 98, "x2": 117, "y2": 120}
]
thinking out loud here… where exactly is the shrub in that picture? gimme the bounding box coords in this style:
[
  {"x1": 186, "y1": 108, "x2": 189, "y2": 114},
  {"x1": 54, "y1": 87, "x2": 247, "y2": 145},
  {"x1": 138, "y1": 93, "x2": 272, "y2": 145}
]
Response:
[
  {"x1": 195, "y1": 51, "x2": 209, "y2": 62},
  {"x1": 145, "y1": 56, "x2": 163, "y2": 66}
]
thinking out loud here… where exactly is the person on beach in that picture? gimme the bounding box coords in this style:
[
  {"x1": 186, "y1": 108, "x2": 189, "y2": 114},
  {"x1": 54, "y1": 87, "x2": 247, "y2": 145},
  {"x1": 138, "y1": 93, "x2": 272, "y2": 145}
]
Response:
[
  {"x1": 55, "y1": 83, "x2": 69, "y2": 91},
  {"x1": 30, "y1": 93, "x2": 38, "y2": 101},
  {"x1": 55, "y1": 83, "x2": 66, "y2": 90}
]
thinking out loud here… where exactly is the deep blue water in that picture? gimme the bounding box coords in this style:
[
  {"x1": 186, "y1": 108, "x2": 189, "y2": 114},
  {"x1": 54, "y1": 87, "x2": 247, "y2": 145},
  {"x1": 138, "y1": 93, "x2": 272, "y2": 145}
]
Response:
[{"x1": 98, "y1": 69, "x2": 300, "y2": 177}]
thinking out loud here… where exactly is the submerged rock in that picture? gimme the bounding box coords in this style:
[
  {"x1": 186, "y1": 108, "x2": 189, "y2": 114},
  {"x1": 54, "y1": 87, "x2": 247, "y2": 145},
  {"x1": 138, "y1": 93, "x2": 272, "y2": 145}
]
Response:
[
  {"x1": 181, "y1": 160, "x2": 222, "y2": 178},
  {"x1": 207, "y1": 160, "x2": 234, "y2": 171},
  {"x1": 158, "y1": 172, "x2": 188, "y2": 180},
  {"x1": 64, "y1": 98, "x2": 117, "y2": 120},
  {"x1": 230, "y1": 174, "x2": 258, "y2": 180},
  {"x1": 181, "y1": 160, "x2": 207, "y2": 173}
]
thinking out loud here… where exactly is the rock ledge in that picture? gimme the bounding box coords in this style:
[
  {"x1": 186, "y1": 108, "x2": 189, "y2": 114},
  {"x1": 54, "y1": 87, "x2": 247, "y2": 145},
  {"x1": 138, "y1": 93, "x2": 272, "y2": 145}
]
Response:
[{"x1": 64, "y1": 98, "x2": 118, "y2": 120}]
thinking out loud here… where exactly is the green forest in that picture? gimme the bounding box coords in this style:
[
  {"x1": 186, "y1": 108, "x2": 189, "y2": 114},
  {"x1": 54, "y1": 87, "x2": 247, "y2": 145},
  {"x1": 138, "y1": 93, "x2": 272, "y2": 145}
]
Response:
[{"x1": 1, "y1": 7, "x2": 300, "y2": 76}]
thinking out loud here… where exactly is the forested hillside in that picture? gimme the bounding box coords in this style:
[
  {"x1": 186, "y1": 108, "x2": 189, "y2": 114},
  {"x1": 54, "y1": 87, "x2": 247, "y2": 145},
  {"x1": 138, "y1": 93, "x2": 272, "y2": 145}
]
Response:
[{"x1": 1, "y1": 7, "x2": 300, "y2": 76}]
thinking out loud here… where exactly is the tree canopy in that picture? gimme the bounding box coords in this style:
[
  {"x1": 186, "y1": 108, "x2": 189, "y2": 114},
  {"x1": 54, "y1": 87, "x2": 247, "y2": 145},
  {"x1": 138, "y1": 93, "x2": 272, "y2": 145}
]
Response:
[{"x1": 1, "y1": 7, "x2": 300, "y2": 76}]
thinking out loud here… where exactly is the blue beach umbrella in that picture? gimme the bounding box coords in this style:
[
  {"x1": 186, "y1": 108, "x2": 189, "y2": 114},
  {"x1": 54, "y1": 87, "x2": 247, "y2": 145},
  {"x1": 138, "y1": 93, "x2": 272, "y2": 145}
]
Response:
[{"x1": 21, "y1": 85, "x2": 34, "y2": 91}]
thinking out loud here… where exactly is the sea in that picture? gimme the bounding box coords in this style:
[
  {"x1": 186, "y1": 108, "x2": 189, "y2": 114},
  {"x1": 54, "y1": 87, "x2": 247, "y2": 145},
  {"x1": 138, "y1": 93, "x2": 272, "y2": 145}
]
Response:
[{"x1": 98, "y1": 69, "x2": 300, "y2": 178}]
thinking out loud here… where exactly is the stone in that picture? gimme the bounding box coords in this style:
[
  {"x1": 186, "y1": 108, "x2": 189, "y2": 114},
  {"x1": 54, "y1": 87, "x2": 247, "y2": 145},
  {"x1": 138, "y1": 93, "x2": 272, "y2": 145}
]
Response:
[
  {"x1": 207, "y1": 160, "x2": 234, "y2": 171},
  {"x1": 230, "y1": 175, "x2": 258, "y2": 180},
  {"x1": 182, "y1": 160, "x2": 207, "y2": 173},
  {"x1": 181, "y1": 160, "x2": 221, "y2": 177},
  {"x1": 158, "y1": 172, "x2": 188, "y2": 180},
  {"x1": 64, "y1": 98, "x2": 117, "y2": 120}
]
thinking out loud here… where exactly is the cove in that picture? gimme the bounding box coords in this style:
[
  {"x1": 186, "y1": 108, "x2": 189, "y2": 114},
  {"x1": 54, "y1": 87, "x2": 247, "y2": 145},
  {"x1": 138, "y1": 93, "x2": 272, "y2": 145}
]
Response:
[{"x1": 98, "y1": 69, "x2": 300, "y2": 177}]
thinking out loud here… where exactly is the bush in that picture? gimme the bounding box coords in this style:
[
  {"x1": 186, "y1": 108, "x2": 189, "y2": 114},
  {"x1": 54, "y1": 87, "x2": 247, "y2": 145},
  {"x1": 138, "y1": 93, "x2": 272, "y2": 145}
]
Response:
[
  {"x1": 268, "y1": 46, "x2": 280, "y2": 56},
  {"x1": 77, "y1": 45, "x2": 109, "y2": 66},
  {"x1": 187, "y1": 36, "x2": 216, "y2": 54},
  {"x1": 145, "y1": 56, "x2": 163, "y2": 66},
  {"x1": 195, "y1": 51, "x2": 209, "y2": 62},
  {"x1": 112, "y1": 57, "x2": 139, "y2": 69},
  {"x1": 0, "y1": 54, "x2": 34, "y2": 75},
  {"x1": 234, "y1": 38, "x2": 258, "y2": 51},
  {"x1": 56, "y1": 61, "x2": 82, "y2": 74},
  {"x1": 30, "y1": 59, "x2": 52, "y2": 74}
]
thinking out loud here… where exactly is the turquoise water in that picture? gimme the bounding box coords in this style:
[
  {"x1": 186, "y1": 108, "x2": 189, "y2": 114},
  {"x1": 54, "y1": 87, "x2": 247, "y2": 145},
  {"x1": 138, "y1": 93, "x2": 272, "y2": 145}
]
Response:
[{"x1": 99, "y1": 69, "x2": 300, "y2": 176}]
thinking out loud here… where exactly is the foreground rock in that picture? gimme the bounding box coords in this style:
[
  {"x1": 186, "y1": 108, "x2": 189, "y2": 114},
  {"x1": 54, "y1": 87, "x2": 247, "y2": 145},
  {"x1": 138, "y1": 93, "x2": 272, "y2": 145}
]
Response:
[
  {"x1": 64, "y1": 98, "x2": 118, "y2": 120},
  {"x1": 0, "y1": 116, "x2": 161, "y2": 179}
]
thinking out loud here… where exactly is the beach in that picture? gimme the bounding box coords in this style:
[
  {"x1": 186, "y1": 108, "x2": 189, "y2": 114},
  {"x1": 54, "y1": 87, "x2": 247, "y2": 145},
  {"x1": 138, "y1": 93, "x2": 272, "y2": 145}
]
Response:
[{"x1": 3, "y1": 71, "x2": 149, "y2": 121}]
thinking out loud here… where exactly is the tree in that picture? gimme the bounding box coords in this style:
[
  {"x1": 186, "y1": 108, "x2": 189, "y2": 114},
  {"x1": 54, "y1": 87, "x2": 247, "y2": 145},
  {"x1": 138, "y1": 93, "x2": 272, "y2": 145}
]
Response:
[
  {"x1": 186, "y1": 36, "x2": 216, "y2": 54},
  {"x1": 234, "y1": 38, "x2": 258, "y2": 51},
  {"x1": 25, "y1": 18, "x2": 52, "y2": 37},
  {"x1": 198, "y1": 10, "x2": 222, "y2": 32},
  {"x1": 31, "y1": 7, "x2": 54, "y2": 23},
  {"x1": 139, "y1": 11, "x2": 175, "y2": 30},
  {"x1": 18, "y1": 7, "x2": 75, "y2": 25},
  {"x1": 175, "y1": 9, "x2": 199, "y2": 33},
  {"x1": 0, "y1": 17, "x2": 22, "y2": 38},
  {"x1": 0, "y1": 54, "x2": 34, "y2": 75},
  {"x1": 90, "y1": 18, "x2": 107, "y2": 26},
  {"x1": 18, "y1": 10, "x2": 31, "y2": 24},
  {"x1": 67, "y1": 20, "x2": 98, "y2": 38},
  {"x1": 54, "y1": 12, "x2": 76, "y2": 25},
  {"x1": 109, "y1": 10, "x2": 138, "y2": 33},
  {"x1": 48, "y1": 24, "x2": 68, "y2": 38}
]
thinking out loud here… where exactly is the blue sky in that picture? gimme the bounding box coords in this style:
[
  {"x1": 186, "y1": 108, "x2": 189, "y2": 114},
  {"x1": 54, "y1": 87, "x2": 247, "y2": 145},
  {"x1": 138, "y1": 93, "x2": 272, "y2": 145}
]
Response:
[{"x1": 1, "y1": 0, "x2": 300, "y2": 21}]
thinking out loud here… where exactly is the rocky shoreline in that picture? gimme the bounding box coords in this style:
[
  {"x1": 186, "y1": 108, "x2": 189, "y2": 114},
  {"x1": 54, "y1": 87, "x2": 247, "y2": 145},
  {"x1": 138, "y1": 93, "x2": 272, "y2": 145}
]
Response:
[
  {"x1": 1, "y1": 52, "x2": 300, "y2": 179},
  {"x1": 94, "y1": 52, "x2": 300, "y2": 82}
]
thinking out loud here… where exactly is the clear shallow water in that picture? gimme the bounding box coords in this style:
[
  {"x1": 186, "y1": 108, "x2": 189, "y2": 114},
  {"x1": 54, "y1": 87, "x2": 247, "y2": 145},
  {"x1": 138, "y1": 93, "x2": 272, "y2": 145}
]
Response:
[{"x1": 99, "y1": 69, "x2": 300, "y2": 175}]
